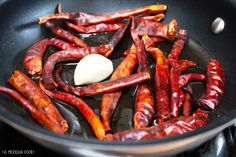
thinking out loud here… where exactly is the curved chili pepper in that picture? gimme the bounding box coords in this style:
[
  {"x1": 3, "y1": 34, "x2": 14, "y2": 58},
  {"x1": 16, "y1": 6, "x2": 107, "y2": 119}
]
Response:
[
  {"x1": 142, "y1": 35, "x2": 170, "y2": 123},
  {"x1": 0, "y1": 86, "x2": 65, "y2": 134},
  {"x1": 42, "y1": 20, "x2": 129, "y2": 89},
  {"x1": 8, "y1": 70, "x2": 68, "y2": 133},
  {"x1": 49, "y1": 38, "x2": 75, "y2": 50},
  {"x1": 198, "y1": 59, "x2": 225, "y2": 110},
  {"x1": 168, "y1": 29, "x2": 188, "y2": 65},
  {"x1": 38, "y1": 4, "x2": 167, "y2": 26},
  {"x1": 106, "y1": 109, "x2": 208, "y2": 141},
  {"x1": 45, "y1": 22, "x2": 88, "y2": 48},
  {"x1": 135, "y1": 19, "x2": 177, "y2": 40},
  {"x1": 39, "y1": 81, "x2": 106, "y2": 140},
  {"x1": 179, "y1": 73, "x2": 206, "y2": 88},
  {"x1": 42, "y1": 44, "x2": 110, "y2": 89},
  {"x1": 170, "y1": 60, "x2": 196, "y2": 118},
  {"x1": 101, "y1": 45, "x2": 137, "y2": 132},
  {"x1": 66, "y1": 22, "x2": 124, "y2": 33},
  {"x1": 24, "y1": 38, "x2": 51, "y2": 76},
  {"x1": 55, "y1": 66, "x2": 151, "y2": 96},
  {"x1": 23, "y1": 38, "x2": 75, "y2": 77}
]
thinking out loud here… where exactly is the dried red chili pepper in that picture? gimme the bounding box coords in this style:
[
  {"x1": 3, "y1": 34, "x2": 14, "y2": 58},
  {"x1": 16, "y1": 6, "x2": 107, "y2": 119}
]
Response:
[
  {"x1": 168, "y1": 29, "x2": 188, "y2": 65},
  {"x1": 101, "y1": 45, "x2": 138, "y2": 132},
  {"x1": 55, "y1": 66, "x2": 151, "y2": 96},
  {"x1": 45, "y1": 22, "x2": 88, "y2": 48},
  {"x1": 24, "y1": 38, "x2": 76, "y2": 77},
  {"x1": 130, "y1": 26, "x2": 155, "y2": 128},
  {"x1": 142, "y1": 35, "x2": 170, "y2": 123},
  {"x1": 134, "y1": 19, "x2": 177, "y2": 40},
  {"x1": 39, "y1": 82, "x2": 106, "y2": 140},
  {"x1": 106, "y1": 109, "x2": 208, "y2": 141},
  {"x1": 8, "y1": 70, "x2": 68, "y2": 133},
  {"x1": 178, "y1": 73, "x2": 206, "y2": 88},
  {"x1": 24, "y1": 38, "x2": 50, "y2": 76},
  {"x1": 42, "y1": 44, "x2": 110, "y2": 89},
  {"x1": 134, "y1": 84, "x2": 155, "y2": 128},
  {"x1": 66, "y1": 22, "x2": 124, "y2": 33},
  {"x1": 42, "y1": 19, "x2": 130, "y2": 89},
  {"x1": 170, "y1": 60, "x2": 196, "y2": 118},
  {"x1": 49, "y1": 38, "x2": 75, "y2": 50},
  {"x1": 38, "y1": 4, "x2": 167, "y2": 26},
  {"x1": 198, "y1": 59, "x2": 225, "y2": 110},
  {"x1": 0, "y1": 86, "x2": 66, "y2": 134}
]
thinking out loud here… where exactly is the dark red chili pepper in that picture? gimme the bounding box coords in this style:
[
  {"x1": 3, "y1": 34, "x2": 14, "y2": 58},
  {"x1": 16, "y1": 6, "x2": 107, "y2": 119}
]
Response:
[
  {"x1": 134, "y1": 84, "x2": 155, "y2": 128},
  {"x1": 170, "y1": 60, "x2": 196, "y2": 118},
  {"x1": 39, "y1": 81, "x2": 106, "y2": 140},
  {"x1": 130, "y1": 25, "x2": 155, "y2": 128},
  {"x1": 55, "y1": 66, "x2": 151, "y2": 96},
  {"x1": 45, "y1": 22, "x2": 88, "y2": 48},
  {"x1": 135, "y1": 19, "x2": 177, "y2": 40},
  {"x1": 106, "y1": 109, "x2": 208, "y2": 141},
  {"x1": 42, "y1": 44, "x2": 110, "y2": 89},
  {"x1": 142, "y1": 35, "x2": 170, "y2": 123},
  {"x1": 50, "y1": 38, "x2": 75, "y2": 50},
  {"x1": 168, "y1": 29, "x2": 188, "y2": 65},
  {"x1": 198, "y1": 59, "x2": 225, "y2": 110},
  {"x1": 66, "y1": 22, "x2": 124, "y2": 33},
  {"x1": 8, "y1": 70, "x2": 68, "y2": 133},
  {"x1": 38, "y1": 4, "x2": 167, "y2": 26},
  {"x1": 0, "y1": 86, "x2": 66, "y2": 134},
  {"x1": 24, "y1": 38, "x2": 51, "y2": 76},
  {"x1": 23, "y1": 38, "x2": 75, "y2": 77},
  {"x1": 101, "y1": 46, "x2": 137, "y2": 132},
  {"x1": 179, "y1": 73, "x2": 206, "y2": 88}
]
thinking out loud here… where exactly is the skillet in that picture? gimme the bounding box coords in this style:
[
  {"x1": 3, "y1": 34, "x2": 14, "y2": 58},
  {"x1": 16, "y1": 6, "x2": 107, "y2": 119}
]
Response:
[{"x1": 0, "y1": 0, "x2": 236, "y2": 156}]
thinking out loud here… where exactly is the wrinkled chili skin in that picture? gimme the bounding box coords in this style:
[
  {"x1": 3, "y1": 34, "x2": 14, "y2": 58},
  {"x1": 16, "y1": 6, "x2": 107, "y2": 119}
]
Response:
[
  {"x1": 168, "y1": 29, "x2": 188, "y2": 65},
  {"x1": 198, "y1": 59, "x2": 225, "y2": 110},
  {"x1": 142, "y1": 35, "x2": 170, "y2": 123},
  {"x1": 8, "y1": 70, "x2": 68, "y2": 133},
  {"x1": 135, "y1": 19, "x2": 177, "y2": 40},
  {"x1": 24, "y1": 38, "x2": 51, "y2": 76},
  {"x1": 39, "y1": 82, "x2": 106, "y2": 140},
  {"x1": 50, "y1": 38, "x2": 75, "y2": 50},
  {"x1": 45, "y1": 22, "x2": 88, "y2": 48},
  {"x1": 179, "y1": 73, "x2": 206, "y2": 88},
  {"x1": 101, "y1": 46, "x2": 137, "y2": 132},
  {"x1": 106, "y1": 109, "x2": 208, "y2": 141},
  {"x1": 55, "y1": 66, "x2": 151, "y2": 96},
  {"x1": 170, "y1": 60, "x2": 196, "y2": 118},
  {"x1": 42, "y1": 45, "x2": 110, "y2": 89},
  {"x1": 137, "y1": 13, "x2": 164, "y2": 22},
  {"x1": 66, "y1": 22, "x2": 124, "y2": 33},
  {"x1": 134, "y1": 84, "x2": 155, "y2": 128},
  {"x1": 38, "y1": 5, "x2": 167, "y2": 26},
  {"x1": 0, "y1": 86, "x2": 66, "y2": 134}
]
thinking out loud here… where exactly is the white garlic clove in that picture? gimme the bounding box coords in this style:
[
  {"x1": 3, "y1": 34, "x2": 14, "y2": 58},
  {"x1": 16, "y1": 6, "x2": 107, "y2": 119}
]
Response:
[
  {"x1": 211, "y1": 17, "x2": 225, "y2": 34},
  {"x1": 74, "y1": 54, "x2": 113, "y2": 86}
]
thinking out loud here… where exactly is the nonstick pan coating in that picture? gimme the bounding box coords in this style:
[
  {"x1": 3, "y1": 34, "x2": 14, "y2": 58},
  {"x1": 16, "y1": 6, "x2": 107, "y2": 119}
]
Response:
[{"x1": 0, "y1": 0, "x2": 236, "y2": 156}]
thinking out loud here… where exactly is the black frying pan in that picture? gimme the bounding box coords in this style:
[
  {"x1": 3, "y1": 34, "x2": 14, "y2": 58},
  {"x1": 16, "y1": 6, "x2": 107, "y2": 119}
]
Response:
[{"x1": 0, "y1": 0, "x2": 236, "y2": 156}]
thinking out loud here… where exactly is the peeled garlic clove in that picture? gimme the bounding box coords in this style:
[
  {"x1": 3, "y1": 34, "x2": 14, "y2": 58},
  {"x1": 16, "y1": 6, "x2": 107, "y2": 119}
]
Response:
[{"x1": 74, "y1": 54, "x2": 113, "y2": 85}]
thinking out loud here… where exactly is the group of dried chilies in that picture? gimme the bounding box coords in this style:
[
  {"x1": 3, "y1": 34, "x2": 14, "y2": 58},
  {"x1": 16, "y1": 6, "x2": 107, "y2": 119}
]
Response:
[{"x1": 0, "y1": 4, "x2": 225, "y2": 141}]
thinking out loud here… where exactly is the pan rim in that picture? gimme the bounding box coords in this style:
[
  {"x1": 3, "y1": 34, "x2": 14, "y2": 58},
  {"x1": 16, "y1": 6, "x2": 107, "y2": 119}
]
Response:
[{"x1": 0, "y1": 106, "x2": 236, "y2": 147}]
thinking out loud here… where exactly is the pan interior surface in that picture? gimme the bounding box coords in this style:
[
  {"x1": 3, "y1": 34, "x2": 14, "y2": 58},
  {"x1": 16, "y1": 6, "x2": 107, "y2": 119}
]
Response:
[{"x1": 0, "y1": 0, "x2": 236, "y2": 150}]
